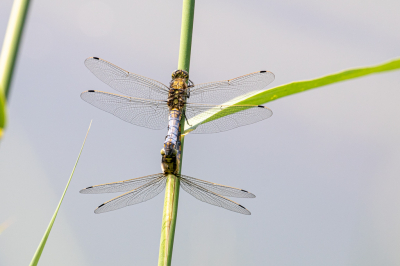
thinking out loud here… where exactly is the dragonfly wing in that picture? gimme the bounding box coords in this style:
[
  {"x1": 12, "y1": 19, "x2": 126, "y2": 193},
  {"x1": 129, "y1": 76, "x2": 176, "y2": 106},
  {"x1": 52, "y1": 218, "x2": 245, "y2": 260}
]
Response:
[
  {"x1": 94, "y1": 176, "x2": 167, "y2": 214},
  {"x1": 80, "y1": 173, "x2": 165, "y2": 194},
  {"x1": 81, "y1": 90, "x2": 169, "y2": 130},
  {"x1": 180, "y1": 178, "x2": 251, "y2": 215},
  {"x1": 180, "y1": 175, "x2": 255, "y2": 198},
  {"x1": 188, "y1": 71, "x2": 274, "y2": 104},
  {"x1": 184, "y1": 103, "x2": 272, "y2": 134},
  {"x1": 85, "y1": 57, "x2": 169, "y2": 100}
]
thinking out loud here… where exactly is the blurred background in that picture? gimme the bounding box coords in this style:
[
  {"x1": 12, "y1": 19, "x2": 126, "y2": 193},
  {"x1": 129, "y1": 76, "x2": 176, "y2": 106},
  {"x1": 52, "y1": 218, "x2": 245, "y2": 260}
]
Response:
[{"x1": 0, "y1": 0, "x2": 399, "y2": 265}]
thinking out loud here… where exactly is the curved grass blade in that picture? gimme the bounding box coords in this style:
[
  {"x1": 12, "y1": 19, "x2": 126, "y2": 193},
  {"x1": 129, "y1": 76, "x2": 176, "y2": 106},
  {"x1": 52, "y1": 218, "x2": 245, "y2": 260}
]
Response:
[
  {"x1": 29, "y1": 121, "x2": 92, "y2": 266},
  {"x1": 239, "y1": 57, "x2": 400, "y2": 106},
  {"x1": 184, "y1": 57, "x2": 400, "y2": 134}
]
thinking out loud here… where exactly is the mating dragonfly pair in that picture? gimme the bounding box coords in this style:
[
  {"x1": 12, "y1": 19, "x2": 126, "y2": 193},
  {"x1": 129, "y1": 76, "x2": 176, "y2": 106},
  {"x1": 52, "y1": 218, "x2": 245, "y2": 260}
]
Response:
[{"x1": 80, "y1": 57, "x2": 274, "y2": 215}]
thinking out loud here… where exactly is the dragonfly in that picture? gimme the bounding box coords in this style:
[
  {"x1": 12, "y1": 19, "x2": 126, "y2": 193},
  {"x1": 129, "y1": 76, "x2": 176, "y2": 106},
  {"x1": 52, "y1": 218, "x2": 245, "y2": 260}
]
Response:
[{"x1": 80, "y1": 57, "x2": 275, "y2": 214}]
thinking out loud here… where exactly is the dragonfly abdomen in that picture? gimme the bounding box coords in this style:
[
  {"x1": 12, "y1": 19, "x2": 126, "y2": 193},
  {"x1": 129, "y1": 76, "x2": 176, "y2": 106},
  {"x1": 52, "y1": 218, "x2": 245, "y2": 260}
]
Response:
[{"x1": 163, "y1": 108, "x2": 181, "y2": 156}]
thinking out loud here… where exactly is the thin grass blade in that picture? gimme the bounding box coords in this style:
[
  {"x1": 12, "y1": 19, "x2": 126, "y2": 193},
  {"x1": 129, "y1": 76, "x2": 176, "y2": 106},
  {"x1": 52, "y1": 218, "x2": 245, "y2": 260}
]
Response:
[{"x1": 29, "y1": 121, "x2": 92, "y2": 266}]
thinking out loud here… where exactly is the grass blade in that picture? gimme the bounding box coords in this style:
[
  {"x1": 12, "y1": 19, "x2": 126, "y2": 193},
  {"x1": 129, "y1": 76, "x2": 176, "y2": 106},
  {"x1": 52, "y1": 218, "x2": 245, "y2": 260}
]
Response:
[
  {"x1": 29, "y1": 121, "x2": 92, "y2": 266},
  {"x1": 0, "y1": 95, "x2": 6, "y2": 138},
  {"x1": 0, "y1": 0, "x2": 32, "y2": 136},
  {"x1": 184, "y1": 57, "x2": 400, "y2": 134},
  {"x1": 239, "y1": 57, "x2": 400, "y2": 106}
]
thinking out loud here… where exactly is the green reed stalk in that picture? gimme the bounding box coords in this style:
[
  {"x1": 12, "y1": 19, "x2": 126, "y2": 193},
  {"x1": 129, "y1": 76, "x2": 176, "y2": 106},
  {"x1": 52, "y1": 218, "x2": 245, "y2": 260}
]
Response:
[
  {"x1": 158, "y1": 1, "x2": 195, "y2": 265},
  {"x1": 0, "y1": 0, "x2": 31, "y2": 137}
]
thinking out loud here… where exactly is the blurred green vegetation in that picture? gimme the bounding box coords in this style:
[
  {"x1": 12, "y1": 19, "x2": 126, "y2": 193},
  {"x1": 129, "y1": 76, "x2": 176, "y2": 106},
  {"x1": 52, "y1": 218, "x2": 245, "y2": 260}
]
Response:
[{"x1": 0, "y1": 0, "x2": 31, "y2": 138}]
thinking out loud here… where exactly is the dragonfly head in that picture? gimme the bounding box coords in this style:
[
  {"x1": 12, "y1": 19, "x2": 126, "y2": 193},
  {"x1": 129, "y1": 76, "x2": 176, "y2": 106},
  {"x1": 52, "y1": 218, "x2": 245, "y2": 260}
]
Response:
[{"x1": 171, "y1": 70, "x2": 189, "y2": 80}]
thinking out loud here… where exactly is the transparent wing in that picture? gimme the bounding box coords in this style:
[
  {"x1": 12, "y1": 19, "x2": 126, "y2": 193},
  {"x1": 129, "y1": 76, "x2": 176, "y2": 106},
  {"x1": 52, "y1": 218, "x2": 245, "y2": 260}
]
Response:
[
  {"x1": 81, "y1": 90, "x2": 169, "y2": 130},
  {"x1": 180, "y1": 178, "x2": 251, "y2": 215},
  {"x1": 85, "y1": 57, "x2": 169, "y2": 100},
  {"x1": 188, "y1": 71, "x2": 274, "y2": 104},
  {"x1": 184, "y1": 103, "x2": 272, "y2": 134},
  {"x1": 94, "y1": 176, "x2": 166, "y2": 214},
  {"x1": 80, "y1": 173, "x2": 165, "y2": 194},
  {"x1": 180, "y1": 175, "x2": 255, "y2": 198}
]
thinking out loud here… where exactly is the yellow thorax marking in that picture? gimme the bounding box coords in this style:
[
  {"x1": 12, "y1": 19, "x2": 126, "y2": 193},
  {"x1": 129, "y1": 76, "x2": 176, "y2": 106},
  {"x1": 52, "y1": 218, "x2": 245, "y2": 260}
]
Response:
[
  {"x1": 168, "y1": 77, "x2": 187, "y2": 110},
  {"x1": 171, "y1": 78, "x2": 186, "y2": 90}
]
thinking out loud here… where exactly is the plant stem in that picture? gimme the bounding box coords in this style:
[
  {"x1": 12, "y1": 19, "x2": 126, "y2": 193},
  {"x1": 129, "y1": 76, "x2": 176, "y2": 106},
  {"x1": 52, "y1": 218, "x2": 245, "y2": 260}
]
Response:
[
  {"x1": 177, "y1": 0, "x2": 195, "y2": 72},
  {"x1": 158, "y1": 174, "x2": 180, "y2": 266},
  {"x1": 158, "y1": 1, "x2": 195, "y2": 265},
  {"x1": 0, "y1": 0, "x2": 31, "y2": 135}
]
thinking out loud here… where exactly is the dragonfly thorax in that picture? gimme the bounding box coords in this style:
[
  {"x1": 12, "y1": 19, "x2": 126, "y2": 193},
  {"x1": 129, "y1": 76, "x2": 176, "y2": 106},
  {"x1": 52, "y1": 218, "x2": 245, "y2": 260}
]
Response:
[{"x1": 168, "y1": 78, "x2": 188, "y2": 110}]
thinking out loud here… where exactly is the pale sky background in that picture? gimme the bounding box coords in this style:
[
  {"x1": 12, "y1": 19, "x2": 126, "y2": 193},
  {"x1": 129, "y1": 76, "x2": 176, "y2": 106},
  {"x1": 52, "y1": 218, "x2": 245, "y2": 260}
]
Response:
[{"x1": 0, "y1": 0, "x2": 399, "y2": 265}]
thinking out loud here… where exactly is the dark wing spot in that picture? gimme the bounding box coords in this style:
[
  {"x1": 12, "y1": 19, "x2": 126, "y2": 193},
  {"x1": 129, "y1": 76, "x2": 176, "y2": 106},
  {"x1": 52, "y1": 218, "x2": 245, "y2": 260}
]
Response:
[
  {"x1": 88, "y1": 90, "x2": 95, "y2": 92},
  {"x1": 93, "y1": 57, "x2": 99, "y2": 60},
  {"x1": 260, "y1": 70, "x2": 266, "y2": 73},
  {"x1": 258, "y1": 105, "x2": 264, "y2": 108},
  {"x1": 86, "y1": 186, "x2": 93, "y2": 189},
  {"x1": 98, "y1": 203, "x2": 105, "y2": 208},
  {"x1": 239, "y1": 204, "x2": 246, "y2": 209},
  {"x1": 241, "y1": 189, "x2": 248, "y2": 192}
]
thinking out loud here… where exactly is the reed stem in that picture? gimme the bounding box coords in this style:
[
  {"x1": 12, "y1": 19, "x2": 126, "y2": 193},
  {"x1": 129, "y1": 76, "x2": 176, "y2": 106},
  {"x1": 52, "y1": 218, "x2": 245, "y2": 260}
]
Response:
[{"x1": 158, "y1": 1, "x2": 195, "y2": 265}]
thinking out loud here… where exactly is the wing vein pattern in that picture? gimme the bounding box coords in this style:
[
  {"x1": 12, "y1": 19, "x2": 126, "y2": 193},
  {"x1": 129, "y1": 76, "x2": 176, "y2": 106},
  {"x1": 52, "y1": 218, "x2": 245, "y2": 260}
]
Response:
[
  {"x1": 80, "y1": 173, "x2": 165, "y2": 194},
  {"x1": 185, "y1": 104, "x2": 273, "y2": 134},
  {"x1": 85, "y1": 57, "x2": 169, "y2": 100},
  {"x1": 94, "y1": 176, "x2": 167, "y2": 214},
  {"x1": 81, "y1": 90, "x2": 169, "y2": 130},
  {"x1": 180, "y1": 178, "x2": 251, "y2": 215},
  {"x1": 82, "y1": 58, "x2": 275, "y2": 134},
  {"x1": 180, "y1": 175, "x2": 255, "y2": 198},
  {"x1": 188, "y1": 71, "x2": 274, "y2": 104}
]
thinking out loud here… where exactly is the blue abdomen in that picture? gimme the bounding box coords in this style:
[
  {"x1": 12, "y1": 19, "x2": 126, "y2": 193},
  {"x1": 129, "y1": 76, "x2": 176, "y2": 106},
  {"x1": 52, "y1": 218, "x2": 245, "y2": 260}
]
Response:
[{"x1": 163, "y1": 109, "x2": 181, "y2": 156}]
